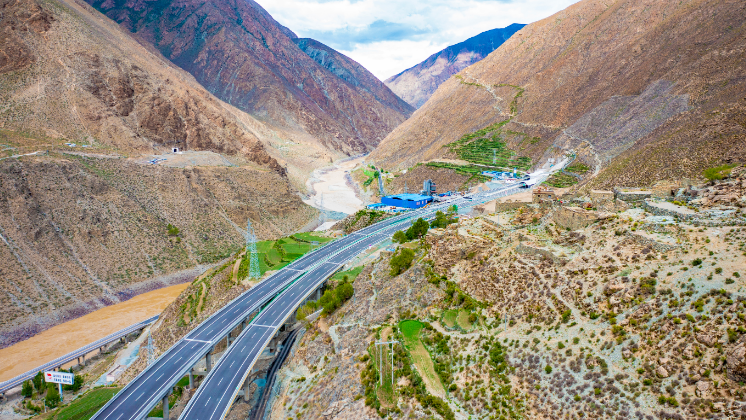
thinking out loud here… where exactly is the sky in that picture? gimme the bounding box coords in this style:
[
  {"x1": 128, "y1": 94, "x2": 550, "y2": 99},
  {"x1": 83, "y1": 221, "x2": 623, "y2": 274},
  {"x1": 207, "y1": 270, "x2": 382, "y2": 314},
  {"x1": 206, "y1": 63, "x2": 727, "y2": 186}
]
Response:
[{"x1": 257, "y1": 0, "x2": 580, "y2": 80}]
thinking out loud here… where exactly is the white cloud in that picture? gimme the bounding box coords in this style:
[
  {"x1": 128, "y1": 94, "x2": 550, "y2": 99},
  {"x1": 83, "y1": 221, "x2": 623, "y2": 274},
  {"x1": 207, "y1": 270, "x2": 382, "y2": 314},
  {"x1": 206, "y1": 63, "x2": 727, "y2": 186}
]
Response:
[{"x1": 258, "y1": 0, "x2": 580, "y2": 79}]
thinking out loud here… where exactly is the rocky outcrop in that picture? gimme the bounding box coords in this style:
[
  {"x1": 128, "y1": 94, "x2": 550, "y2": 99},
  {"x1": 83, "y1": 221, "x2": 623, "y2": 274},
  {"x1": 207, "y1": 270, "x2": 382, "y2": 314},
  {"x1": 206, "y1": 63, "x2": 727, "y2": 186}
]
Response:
[
  {"x1": 85, "y1": 0, "x2": 413, "y2": 157},
  {"x1": 384, "y1": 24, "x2": 525, "y2": 108},
  {"x1": 727, "y1": 336, "x2": 746, "y2": 382}
]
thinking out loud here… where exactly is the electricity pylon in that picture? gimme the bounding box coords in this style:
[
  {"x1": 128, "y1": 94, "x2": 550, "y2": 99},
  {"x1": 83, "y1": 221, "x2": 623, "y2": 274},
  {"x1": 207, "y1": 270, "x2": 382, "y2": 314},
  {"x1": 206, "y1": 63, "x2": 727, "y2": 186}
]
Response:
[{"x1": 246, "y1": 218, "x2": 260, "y2": 279}]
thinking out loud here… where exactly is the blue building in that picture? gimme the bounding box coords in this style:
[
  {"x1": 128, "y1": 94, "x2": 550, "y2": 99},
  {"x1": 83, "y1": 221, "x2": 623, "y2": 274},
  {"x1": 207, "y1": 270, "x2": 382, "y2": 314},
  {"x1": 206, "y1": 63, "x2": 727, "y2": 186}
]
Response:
[{"x1": 381, "y1": 194, "x2": 433, "y2": 209}]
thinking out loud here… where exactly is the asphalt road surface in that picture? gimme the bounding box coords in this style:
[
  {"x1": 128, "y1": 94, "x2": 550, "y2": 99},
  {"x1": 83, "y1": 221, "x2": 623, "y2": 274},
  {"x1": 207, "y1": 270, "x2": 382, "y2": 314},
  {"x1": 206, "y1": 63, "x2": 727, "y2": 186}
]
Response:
[
  {"x1": 179, "y1": 184, "x2": 526, "y2": 420},
  {"x1": 89, "y1": 202, "x2": 440, "y2": 420}
]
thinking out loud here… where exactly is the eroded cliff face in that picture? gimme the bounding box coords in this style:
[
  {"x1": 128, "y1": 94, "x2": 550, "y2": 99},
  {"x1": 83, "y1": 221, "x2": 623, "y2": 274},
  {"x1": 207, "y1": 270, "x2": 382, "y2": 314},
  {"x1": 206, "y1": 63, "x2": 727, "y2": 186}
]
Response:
[
  {"x1": 0, "y1": 153, "x2": 316, "y2": 348},
  {"x1": 84, "y1": 0, "x2": 413, "y2": 159},
  {"x1": 384, "y1": 24, "x2": 525, "y2": 109},
  {"x1": 371, "y1": 0, "x2": 746, "y2": 187}
]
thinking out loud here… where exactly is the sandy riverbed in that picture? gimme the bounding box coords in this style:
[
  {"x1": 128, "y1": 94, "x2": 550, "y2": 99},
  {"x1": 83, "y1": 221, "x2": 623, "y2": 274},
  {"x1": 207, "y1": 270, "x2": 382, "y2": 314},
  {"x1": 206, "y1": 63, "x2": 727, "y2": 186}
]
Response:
[{"x1": 303, "y1": 157, "x2": 365, "y2": 215}]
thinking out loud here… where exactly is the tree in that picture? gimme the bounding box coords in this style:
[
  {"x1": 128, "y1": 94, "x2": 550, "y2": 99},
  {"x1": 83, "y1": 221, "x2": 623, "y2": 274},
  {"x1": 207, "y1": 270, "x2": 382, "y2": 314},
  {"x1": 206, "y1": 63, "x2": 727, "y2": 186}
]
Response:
[
  {"x1": 336, "y1": 282, "x2": 354, "y2": 301},
  {"x1": 33, "y1": 371, "x2": 43, "y2": 393},
  {"x1": 389, "y1": 248, "x2": 415, "y2": 276},
  {"x1": 430, "y1": 211, "x2": 457, "y2": 229},
  {"x1": 45, "y1": 385, "x2": 60, "y2": 408},
  {"x1": 392, "y1": 230, "x2": 407, "y2": 244},
  {"x1": 21, "y1": 380, "x2": 32, "y2": 398},
  {"x1": 406, "y1": 218, "x2": 429, "y2": 240},
  {"x1": 63, "y1": 375, "x2": 84, "y2": 392}
]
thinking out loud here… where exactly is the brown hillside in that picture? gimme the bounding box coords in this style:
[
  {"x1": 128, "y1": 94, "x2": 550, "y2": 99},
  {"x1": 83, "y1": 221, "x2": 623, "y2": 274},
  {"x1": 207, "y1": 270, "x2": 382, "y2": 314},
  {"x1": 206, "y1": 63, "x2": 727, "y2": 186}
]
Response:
[
  {"x1": 0, "y1": 0, "x2": 318, "y2": 345},
  {"x1": 370, "y1": 0, "x2": 746, "y2": 187},
  {"x1": 84, "y1": 0, "x2": 413, "y2": 163},
  {"x1": 0, "y1": 146, "x2": 315, "y2": 349},
  {"x1": 0, "y1": 0, "x2": 283, "y2": 173}
]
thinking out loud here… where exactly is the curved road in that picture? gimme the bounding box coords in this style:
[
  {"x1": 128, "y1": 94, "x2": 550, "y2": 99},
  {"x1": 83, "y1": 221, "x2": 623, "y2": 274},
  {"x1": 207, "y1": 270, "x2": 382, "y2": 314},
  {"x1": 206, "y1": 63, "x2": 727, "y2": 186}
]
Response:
[
  {"x1": 89, "y1": 203, "x2": 450, "y2": 420},
  {"x1": 179, "y1": 183, "x2": 529, "y2": 420}
]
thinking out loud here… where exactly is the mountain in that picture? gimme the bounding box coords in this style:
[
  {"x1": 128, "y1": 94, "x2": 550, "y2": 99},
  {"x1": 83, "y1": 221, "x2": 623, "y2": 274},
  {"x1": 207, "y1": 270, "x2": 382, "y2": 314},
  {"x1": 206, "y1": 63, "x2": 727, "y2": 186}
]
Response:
[
  {"x1": 83, "y1": 0, "x2": 414, "y2": 171},
  {"x1": 371, "y1": 0, "x2": 746, "y2": 188},
  {"x1": 0, "y1": 0, "x2": 317, "y2": 346},
  {"x1": 384, "y1": 24, "x2": 525, "y2": 109}
]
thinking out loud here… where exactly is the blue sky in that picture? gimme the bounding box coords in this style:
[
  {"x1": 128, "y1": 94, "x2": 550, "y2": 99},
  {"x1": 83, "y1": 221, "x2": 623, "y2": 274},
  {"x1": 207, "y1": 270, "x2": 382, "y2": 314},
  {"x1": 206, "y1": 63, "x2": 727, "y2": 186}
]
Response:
[{"x1": 257, "y1": 0, "x2": 580, "y2": 80}]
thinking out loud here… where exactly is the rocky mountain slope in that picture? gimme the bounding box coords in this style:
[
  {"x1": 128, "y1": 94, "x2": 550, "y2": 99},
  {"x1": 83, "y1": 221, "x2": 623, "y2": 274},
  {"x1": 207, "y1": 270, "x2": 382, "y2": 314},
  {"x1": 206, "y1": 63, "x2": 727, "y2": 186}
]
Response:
[
  {"x1": 371, "y1": 0, "x2": 746, "y2": 188},
  {"x1": 0, "y1": 147, "x2": 315, "y2": 349},
  {"x1": 384, "y1": 24, "x2": 525, "y2": 109},
  {"x1": 84, "y1": 0, "x2": 413, "y2": 172},
  {"x1": 263, "y1": 170, "x2": 746, "y2": 420},
  {"x1": 0, "y1": 0, "x2": 317, "y2": 346}
]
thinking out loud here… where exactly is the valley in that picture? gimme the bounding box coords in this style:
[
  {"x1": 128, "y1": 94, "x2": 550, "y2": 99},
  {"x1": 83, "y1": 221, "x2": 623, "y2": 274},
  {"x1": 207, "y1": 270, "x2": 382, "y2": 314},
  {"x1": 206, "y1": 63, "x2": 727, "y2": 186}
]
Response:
[{"x1": 0, "y1": 0, "x2": 744, "y2": 419}]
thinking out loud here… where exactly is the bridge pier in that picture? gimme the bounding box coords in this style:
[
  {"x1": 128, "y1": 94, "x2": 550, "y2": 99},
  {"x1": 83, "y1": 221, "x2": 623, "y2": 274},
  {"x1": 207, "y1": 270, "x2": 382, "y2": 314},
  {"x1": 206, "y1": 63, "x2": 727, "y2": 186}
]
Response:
[
  {"x1": 162, "y1": 390, "x2": 171, "y2": 420},
  {"x1": 188, "y1": 371, "x2": 194, "y2": 389},
  {"x1": 243, "y1": 377, "x2": 251, "y2": 403},
  {"x1": 205, "y1": 350, "x2": 213, "y2": 372}
]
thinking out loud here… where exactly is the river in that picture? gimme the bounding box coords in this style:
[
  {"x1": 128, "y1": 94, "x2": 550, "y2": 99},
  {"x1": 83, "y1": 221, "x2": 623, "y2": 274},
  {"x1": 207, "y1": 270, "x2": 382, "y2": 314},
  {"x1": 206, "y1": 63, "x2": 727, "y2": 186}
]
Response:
[
  {"x1": 303, "y1": 157, "x2": 365, "y2": 229},
  {"x1": 0, "y1": 283, "x2": 189, "y2": 382}
]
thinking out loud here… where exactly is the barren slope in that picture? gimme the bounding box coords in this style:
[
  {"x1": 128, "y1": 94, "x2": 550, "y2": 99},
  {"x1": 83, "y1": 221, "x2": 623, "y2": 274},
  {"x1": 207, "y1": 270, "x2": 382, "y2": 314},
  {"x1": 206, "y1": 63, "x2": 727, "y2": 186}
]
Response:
[
  {"x1": 0, "y1": 0, "x2": 318, "y2": 346},
  {"x1": 371, "y1": 0, "x2": 746, "y2": 187},
  {"x1": 0, "y1": 148, "x2": 315, "y2": 349}
]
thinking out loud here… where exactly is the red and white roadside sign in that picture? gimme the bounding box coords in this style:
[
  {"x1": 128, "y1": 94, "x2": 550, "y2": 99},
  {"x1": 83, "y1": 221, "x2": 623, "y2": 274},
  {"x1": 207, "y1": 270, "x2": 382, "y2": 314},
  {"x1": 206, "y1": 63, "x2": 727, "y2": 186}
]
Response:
[{"x1": 45, "y1": 371, "x2": 74, "y2": 385}]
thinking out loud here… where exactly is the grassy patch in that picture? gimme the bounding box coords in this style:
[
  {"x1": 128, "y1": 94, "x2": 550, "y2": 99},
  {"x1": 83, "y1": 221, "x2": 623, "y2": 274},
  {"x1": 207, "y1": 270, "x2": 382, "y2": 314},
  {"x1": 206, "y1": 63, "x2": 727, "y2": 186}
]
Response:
[
  {"x1": 442, "y1": 310, "x2": 458, "y2": 328},
  {"x1": 330, "y1": 266, "x2": 364, "y2": 283},
  {"x1": 399, "y1": 321, "x2": 445, "y2": 396},
  {"x1": 544, "y1": 172, "x2": 579, "y2": 188},
  {"x1": 456, "y1": 310, "x2": 476, "y2": 331},
  {"x1": 53, "y1": 387, "x2": 120, "y2": 420},
  {"x1": 443, "y1": 121, "x2": 532, "y2": 172},
  {"x1": 566, "y1": 163, "x2": 590, "y2": 174}
]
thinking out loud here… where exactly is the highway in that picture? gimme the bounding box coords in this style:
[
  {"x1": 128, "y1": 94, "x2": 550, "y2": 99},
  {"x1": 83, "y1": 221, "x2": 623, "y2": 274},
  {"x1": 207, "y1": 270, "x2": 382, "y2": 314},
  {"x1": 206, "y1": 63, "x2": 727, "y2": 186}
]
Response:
[
  {"x1": 179, "y1": 182, "x2": 532, "y2": 420},
  {"x1": 0, "y1": 315, "x2": 158, "y2": 395},
  {"x1": 88, "y1": 201, "x2": 446, "y2": 420}
]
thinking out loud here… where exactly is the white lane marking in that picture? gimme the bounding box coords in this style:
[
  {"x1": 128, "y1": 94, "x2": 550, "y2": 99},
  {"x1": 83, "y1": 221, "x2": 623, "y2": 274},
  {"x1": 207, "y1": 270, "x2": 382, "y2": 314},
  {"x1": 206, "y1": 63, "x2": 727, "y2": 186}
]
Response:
[
  {"x1": 184, "y1": 338, "x2": 212, "y2": 343},
  {"x1": 156, "y1": 373, "x2": 163, "y2": 381},
  {"x1": 135, "y1": 393, "x2": 143, "y2": 401}
]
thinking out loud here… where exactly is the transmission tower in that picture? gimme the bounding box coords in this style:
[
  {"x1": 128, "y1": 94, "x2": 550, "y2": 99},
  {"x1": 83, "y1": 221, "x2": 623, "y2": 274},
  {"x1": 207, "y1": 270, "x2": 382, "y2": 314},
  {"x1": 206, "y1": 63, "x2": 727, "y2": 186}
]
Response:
[
  {"x1": 146, "y1": 332, "x2": 154, "y2": 366},
  {"x1": 245, "y1": 218, "x2": 260, "y2": 280}
]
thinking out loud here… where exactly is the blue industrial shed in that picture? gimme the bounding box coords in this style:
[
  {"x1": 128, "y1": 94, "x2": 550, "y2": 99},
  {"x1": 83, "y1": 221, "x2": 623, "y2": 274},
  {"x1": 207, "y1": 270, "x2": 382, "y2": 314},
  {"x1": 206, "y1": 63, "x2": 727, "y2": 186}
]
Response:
[{"x1": 381, "y1": 194, "x2": 433, "y2": 209}]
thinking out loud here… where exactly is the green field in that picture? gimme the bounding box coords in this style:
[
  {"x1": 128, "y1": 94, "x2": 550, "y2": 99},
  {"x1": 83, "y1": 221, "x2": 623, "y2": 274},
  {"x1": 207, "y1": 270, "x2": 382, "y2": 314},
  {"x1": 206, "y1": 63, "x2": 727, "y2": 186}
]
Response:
[
  {"x1": 544, "y1": 172, "x2": 579, "y2": 188},
  {"x1": 441, "y1": 310, "x2": 458, "y2": 328},
  {"x1": 399, "y1": 321, "x2": 445, "y2": 396},
  {"x1": 444, "y1": 120, "x2": 532, "y2": 171},
  {"x1": 52, "y1": 387, "x2": 120, "y2": 420},
  {"x1": 442, "y1": 309, "x2": 476, "y2": 331},
  {"x1": 241, "y1": 233, "x2": 333, "y2": 278},
  {"x1": 330, "y1": 265, "x2": 364, "y2": 283}
]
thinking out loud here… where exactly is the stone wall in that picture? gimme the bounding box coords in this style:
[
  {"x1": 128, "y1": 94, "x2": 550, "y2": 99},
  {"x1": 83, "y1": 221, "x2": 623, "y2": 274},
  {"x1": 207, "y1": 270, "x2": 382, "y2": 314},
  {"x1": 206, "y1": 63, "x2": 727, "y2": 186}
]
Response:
[
  {"x1": 626, "y1": 232, "x2": 680, "y2": 253},
  {"x1": 516, "y1": 243, "x2": 567, "y2": 265},
  {"x1": 552, "y1": 207, "x2": 606, "y2": 230}
]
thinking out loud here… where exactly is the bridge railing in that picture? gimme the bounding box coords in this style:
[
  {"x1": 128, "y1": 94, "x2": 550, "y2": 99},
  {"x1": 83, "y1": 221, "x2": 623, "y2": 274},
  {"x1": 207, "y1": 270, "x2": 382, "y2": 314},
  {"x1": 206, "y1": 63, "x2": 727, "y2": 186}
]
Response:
[{"x1": 0, "y1": 315, "x2": 158, "y2": 394}]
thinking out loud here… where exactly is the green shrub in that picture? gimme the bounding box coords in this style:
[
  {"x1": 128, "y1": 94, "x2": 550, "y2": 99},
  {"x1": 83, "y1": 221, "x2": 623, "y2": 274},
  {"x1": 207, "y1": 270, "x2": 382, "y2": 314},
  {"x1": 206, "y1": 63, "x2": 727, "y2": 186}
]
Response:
[
  {"x1": 390, "y1": 248, "x2": 416, "y2": 276},
  {"x1": 21, "y1": 380, "x2": 32, "y2": 398},
  {"x1": 703, "y1": 164, "x2": 736, "y2": 181},
  {"x1": 545, "y1": 365, "x2": 553, "y2": 374}
]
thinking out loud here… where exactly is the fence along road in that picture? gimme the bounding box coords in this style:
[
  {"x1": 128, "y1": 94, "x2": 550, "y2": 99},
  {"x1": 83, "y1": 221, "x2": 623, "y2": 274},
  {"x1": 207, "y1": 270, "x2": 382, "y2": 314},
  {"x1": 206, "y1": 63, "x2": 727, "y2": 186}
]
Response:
[
  {"x1": 0, "y1": 315, "x2": 158, "y2": 395},
  {"x1": 180, "y1": 182, "x2": 529, "y2": 420},
  {"x1": 88, "y1": 208, "x2": 440, "y2": 420}
]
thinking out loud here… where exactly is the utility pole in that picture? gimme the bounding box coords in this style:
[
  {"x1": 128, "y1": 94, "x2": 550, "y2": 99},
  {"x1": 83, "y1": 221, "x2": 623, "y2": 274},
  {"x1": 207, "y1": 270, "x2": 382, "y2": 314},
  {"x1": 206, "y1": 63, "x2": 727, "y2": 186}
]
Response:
[
  {"x1": 375, "y1": 340, "x2": 399, "y2": 386},
  {"x1": 245, "y1": 218, "x2": 260, "y2": 280}
]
